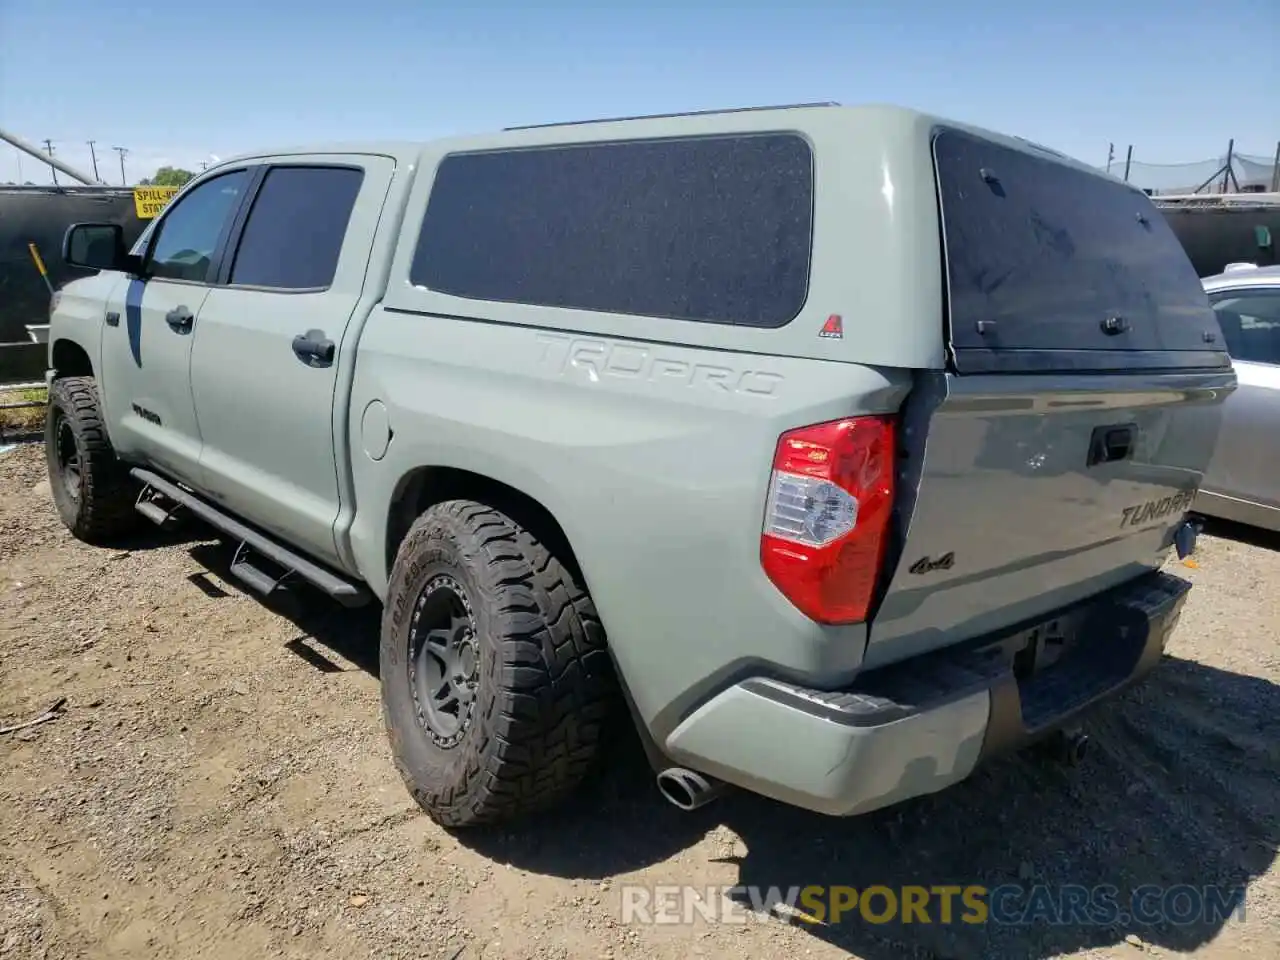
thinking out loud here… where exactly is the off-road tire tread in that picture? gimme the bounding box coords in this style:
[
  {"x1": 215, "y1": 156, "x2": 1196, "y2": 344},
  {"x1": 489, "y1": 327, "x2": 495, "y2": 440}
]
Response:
[
  {"x1": 46, "y1": 376, "x2": 139, "y2": 543},
  {"x1": 381, "y1": 499, "x2": 616, "y2": 827}
]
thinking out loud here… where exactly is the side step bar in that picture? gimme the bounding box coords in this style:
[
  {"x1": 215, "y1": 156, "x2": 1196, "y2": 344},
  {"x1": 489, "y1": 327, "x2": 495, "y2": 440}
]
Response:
[{"x1": 131, "y1": 467, "x2": 372, "y2": 608}]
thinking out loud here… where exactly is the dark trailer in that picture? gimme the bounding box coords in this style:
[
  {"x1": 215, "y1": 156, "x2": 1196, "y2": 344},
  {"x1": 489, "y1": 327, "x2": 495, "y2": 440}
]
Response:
[
  {"x1": 1155, "y1": 192, "x2": 1280, "y2": 278},
  {"x1": 1, "y1": 185, "x2": 149, "y2": 346}
]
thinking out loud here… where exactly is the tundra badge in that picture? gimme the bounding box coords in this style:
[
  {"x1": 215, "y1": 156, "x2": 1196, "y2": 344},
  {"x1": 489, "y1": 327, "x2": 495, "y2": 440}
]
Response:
[{"x1": 1120, "y1": 487, "x2": 1198, "y2": 529}]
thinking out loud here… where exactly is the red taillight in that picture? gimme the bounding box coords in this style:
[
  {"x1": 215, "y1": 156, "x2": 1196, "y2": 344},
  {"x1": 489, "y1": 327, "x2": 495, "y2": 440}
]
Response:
[{"x1": 760, "y1": 416, "x2": 896, "y2": 624}]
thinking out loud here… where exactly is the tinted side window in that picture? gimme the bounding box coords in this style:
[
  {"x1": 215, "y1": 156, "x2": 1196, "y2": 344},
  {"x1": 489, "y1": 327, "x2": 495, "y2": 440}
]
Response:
[
  {"x1": 410, "y1": 134, "x2": 813, "y2": 327},
  {"x1": 148, "y1": 170, "x2": 249, "y2": 282},
  {"x1": 1210, "y1": 289, "x2": 1280, "y2": 365},
  {"x1": 229, "y1": 166, "x2": 364, "y2": 289}
]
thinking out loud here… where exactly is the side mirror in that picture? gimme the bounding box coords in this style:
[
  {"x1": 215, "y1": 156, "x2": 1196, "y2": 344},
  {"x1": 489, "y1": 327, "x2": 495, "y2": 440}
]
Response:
[{"x1": 62, "y1": 223, "x2": 139, "y2": 274}]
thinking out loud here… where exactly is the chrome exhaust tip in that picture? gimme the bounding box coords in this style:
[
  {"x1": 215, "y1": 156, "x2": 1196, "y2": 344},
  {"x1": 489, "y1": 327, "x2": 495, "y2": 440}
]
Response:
[
  {"x1": 656, "y1": 767, "x2": 728, "y2": 811},
  {"x1": 1044, "y1": 727, "x2": 1090, "y2": 767},
  {"x1": 1063, "y1": 731, "x2": 1090, "y2": 766}
]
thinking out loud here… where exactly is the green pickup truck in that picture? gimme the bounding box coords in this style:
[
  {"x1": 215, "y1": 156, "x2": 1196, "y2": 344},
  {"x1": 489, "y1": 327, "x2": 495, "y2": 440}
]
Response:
[{"x1": 44, "y1": 103, "x2": 1230, "y2": 827}]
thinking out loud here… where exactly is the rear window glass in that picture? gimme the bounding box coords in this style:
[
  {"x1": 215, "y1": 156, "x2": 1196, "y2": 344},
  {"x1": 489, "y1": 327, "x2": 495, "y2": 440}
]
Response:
[
  {"x1": 934, "y1": 129, "x2": 1217, "y2": 359},
  {"x1": 409, "y1": 134, "x2": 814, "y2": 327},
  {"x1": 230, "y1": 166, "x2": 364, "y2": 289}
]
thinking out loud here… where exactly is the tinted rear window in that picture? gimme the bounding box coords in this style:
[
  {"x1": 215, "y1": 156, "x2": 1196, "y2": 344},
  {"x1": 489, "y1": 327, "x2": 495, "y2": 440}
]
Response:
[
  {"x1": 934, "y1": 129, "x2": 1219, "y2": 365},
  {"x1": 409, "y1": 134, "x2": 814, "y2": 327},
  {"x1": 230, "y1": 166, "x2": 364, "y2": 289}
]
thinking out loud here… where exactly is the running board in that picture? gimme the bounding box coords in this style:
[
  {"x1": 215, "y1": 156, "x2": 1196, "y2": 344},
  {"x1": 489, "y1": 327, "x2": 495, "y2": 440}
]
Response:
[
  {"x1": 130, "y1": 467, "x2": 371, "y2": 608},
  {"x1": 135, "y1": 493, "x2": 183, "y2": 530}
]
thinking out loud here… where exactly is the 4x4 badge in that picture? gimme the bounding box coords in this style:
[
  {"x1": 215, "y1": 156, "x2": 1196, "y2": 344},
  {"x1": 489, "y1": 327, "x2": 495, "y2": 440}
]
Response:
[
  {"x1": 909, "y1": 552, "x2": 955, "y2": 575},
  {"x1": 818, "y1": 314, "x2": 844, "y2": 339}
]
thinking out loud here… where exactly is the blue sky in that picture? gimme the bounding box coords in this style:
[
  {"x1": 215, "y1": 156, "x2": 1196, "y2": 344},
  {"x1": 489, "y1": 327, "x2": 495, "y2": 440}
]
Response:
[{"x1": 1, "y1": 0, "x2": 1276, "y2": 186}]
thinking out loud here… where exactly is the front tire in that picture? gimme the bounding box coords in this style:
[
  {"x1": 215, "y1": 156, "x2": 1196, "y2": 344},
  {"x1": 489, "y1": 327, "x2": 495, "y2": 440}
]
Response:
[
  {"x1": 45, "y1": 376, "x2": 139, "y2": 544},
  {"x1": 380, "y1": 500, "x2": 616, "y2": 827}
]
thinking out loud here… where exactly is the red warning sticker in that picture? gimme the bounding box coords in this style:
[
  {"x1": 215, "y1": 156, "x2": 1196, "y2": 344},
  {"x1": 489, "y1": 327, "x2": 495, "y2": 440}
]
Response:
[{"x1": 819, "y1": 314, "x2": 844, "y2": 339}]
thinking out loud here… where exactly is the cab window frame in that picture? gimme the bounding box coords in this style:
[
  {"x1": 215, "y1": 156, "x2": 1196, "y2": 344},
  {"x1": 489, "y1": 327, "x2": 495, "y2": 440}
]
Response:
[
  {"x1": 139, "y1": 166, "x2": 261, "y2": 287},
  {"x1": 216, "y1": 163, "x2": 367, "y2": 294}
]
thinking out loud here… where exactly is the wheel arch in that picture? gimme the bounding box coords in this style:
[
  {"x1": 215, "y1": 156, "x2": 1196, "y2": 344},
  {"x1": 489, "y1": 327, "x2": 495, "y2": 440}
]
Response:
[
  {"x1": 50, "y1": 337, "x2": 95, "y2": 379},
  {"x1": 384, "y1": 465, "x2": 587, "y2": 593}
]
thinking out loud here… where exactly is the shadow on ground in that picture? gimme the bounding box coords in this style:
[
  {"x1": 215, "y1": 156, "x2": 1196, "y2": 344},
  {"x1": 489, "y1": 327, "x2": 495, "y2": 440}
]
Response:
[
  {"x1": 114, "y1": 523, "x2": 209, "y2": 553},
  {"x1": 181, "y1": 531, "x2": 1278, "y2": 958},
  {"x1": 186, "y1": 538, "x2": 381, "y2": 676},
  {"x1": 469, "y1": 656, "x2": 1279, "y2": 960}
]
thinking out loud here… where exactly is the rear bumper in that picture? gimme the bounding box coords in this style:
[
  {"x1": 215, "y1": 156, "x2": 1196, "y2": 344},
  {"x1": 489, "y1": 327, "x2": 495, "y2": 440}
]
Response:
[{"x1": 663, "y1": 570, "x2": 1190, "y2": 816}]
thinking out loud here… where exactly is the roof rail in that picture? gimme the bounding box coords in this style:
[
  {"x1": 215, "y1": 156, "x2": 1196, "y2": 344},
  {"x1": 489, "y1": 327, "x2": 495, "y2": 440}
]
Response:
[{"x1": 504, "y1": 102, "x2": 841, "y2": 132}]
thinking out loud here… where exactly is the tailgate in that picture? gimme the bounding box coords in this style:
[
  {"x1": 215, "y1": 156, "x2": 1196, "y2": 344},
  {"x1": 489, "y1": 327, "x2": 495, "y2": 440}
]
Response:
[
  {"x1": 865, "y1": 368, "x2": 1232, "y2": 663},
  {"x1": 863, "y1": 129, "x2": 1236, "y2": 665}
]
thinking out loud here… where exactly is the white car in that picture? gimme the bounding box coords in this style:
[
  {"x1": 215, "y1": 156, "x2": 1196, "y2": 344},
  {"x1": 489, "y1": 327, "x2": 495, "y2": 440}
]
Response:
[{"x1": 1197, "y1": 264, "x2": 1280, "y2": 532}]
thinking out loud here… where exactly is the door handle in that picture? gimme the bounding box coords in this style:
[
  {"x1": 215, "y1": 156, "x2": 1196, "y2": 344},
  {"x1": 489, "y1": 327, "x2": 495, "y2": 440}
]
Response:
[
  {"x1": 165, "y1": 306, "x2": 194, "y2": 334},
  {"x1": 1087, "y1": 423, "x2": 1137, "y2": 466},
  {"x1": 105, "y1": 310, "x2": 120, "y2": 327},
  {"x1": 292, "y1": 329, "x2": 335, "y2": 367}
]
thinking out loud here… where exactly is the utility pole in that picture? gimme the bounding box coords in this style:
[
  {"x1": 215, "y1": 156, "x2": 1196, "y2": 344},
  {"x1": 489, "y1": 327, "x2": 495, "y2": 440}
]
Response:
[
  {"x1": 1123, "y1": 145, "x2": 1133, "y2": 183},
  {"x1": 112, "y1": 146, "x2": 128, "y2": 186},
  {"x1": 199, "y1": 161, "x2": 209, "y2": 172},
  {"x1": 86, "y1": 140, "x2": 100, "y2": 181},
  {"x1": 42, "y1": 138, "x2": 58, "y2": 185},
  {"x1": 0, "y1": 128, "x2": 99, "y2": 184},
  {"x1": 1105, "y1": 142, "x2": 1115, "y2": 173}
]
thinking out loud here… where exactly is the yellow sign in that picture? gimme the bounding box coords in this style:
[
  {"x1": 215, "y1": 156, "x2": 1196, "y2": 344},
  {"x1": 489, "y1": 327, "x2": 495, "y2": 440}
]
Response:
[{"x1": 133, "y1": 185, "x2": 180, "y2": 219}]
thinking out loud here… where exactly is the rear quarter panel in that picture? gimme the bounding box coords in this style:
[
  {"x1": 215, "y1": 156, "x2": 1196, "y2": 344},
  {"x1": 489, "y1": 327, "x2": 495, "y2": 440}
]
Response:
[
  {"x1": 346, "y1": 312, "x2": 911, "y2": 735},
  {"x1": 345, "y1": 109, "x2": 946, "y2": 732}
]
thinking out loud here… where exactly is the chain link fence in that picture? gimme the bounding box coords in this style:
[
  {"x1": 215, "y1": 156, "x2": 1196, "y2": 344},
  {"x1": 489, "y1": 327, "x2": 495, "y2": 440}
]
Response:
[{"x1": 1106, "y1": 148, "x2": 1279, "y2": 196}]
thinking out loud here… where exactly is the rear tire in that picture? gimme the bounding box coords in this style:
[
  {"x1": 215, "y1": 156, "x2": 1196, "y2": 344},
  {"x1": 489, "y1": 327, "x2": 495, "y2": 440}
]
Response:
[
  {"x1": 380, "y1": 500, "x2": 616, "y2": 827},
  {"x1": 45, "y1": 376, "x2": 140, "y2": 544}
]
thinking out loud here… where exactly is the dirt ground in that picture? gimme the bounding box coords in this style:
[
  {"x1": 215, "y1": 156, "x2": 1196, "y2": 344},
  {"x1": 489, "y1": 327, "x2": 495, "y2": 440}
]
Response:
[{"x1": 1, "y1": 441, "x2": 1277, "y2": 960}]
